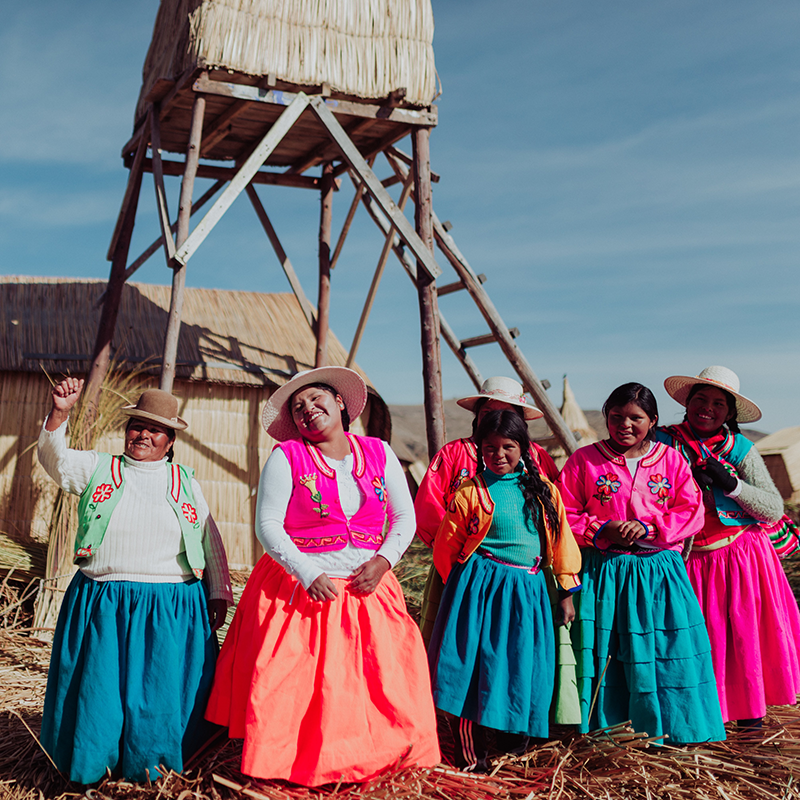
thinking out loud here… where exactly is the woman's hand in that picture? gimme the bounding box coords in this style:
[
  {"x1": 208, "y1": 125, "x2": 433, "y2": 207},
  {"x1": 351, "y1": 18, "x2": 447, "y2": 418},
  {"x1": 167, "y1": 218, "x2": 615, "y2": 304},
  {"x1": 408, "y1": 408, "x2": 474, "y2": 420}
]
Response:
[
  {"x1": 207, "y1": 598, "x2": 228, "y2": 632},
  {"x1": 349, "y1": 555, "x2": 390, "y2": 595},
  {"x1": 46, "y1": 377, "x2": 85, "y2": 431},
  {"x1": 602, "y1": 520, "x2": 646, "y2": 546},
  {"x1": 306, "y1": 573, "x2": 339, "y2": 602},
  {"x1": 555, "y1": 593, "x2": 575, "y2": 626}
]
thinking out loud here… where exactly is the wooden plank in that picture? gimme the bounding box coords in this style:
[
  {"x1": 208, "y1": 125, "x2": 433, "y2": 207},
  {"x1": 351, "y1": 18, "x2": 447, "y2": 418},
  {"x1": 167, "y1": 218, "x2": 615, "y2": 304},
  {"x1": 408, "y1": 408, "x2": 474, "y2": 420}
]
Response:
[
  {"x1": 437, "y1": 274, "x2": 486, "y2": 296},
  {"x1": 439, "y1": 316, "x2": 484, "y2": 391},
  {"x1": 142, "y1": 157, "x2": 325, "y2": 189},
  {"x1": 194, "y1": 74, "x2": 438, "y2": 127},
  {"x1": 150, "y1": 106, "x2": 176, "y2": 263},
  {"x1": 245, "y1": 185, "x2": 316, "y2": 330},
  {"x1": 346, "y1": 171, "x2": 414, "y2": 367},
  {"x1": 200, "y1": 99, "x2": 252, "y2": 156},
  {"x1": 331, "y1": 127, "x2": 412, "y2": 179},
  {"x1": 173, "y1": 92, "x2": 311, "y2": 267},
  {"x1": 309, "y1": 97, "x2": 441, "y2": 281},
  {"x1": 461, "y1": 328, "x2": 519, "y2": 349},
  {"x1": 330, "y1": 154, "x2": 376, "y2": 270},
  {"x1": 315, "y1": 163, "x2": 334, "y2": 367},
  {"x1": 386, "y1": 145, "x2": 441, "y2": 183}
]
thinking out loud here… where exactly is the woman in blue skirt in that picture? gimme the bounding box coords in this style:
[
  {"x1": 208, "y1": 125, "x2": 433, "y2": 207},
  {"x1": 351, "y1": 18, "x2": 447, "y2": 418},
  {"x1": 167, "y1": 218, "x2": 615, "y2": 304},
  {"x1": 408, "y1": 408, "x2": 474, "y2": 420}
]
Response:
[
  {"x1": 429, "y1": 409, "x2": 581, "y2": 772},
  {"x1": 38, "y1": 378, "x2": 232, "y2": 784},
  {"x1": 558, "y1": 383, "x2": 725, "y2": 744}
]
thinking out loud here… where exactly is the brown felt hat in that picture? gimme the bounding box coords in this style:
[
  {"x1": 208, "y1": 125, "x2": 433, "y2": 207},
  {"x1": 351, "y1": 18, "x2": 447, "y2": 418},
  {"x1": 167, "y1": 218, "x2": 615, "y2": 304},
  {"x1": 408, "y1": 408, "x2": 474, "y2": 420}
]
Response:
[{"x1": 122, "y1": 389, "x2": 188, "y2": 431}]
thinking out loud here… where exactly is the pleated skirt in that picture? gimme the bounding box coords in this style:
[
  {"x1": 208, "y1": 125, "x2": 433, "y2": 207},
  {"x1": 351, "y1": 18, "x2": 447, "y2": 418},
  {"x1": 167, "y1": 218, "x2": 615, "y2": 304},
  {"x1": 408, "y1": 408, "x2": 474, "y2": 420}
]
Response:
[
  {"x1": 686, "y1": 526, "x2": 800, "y2": 721},
  {"x1": 41, "y1": 572, "x2": 217, "y2": 784},
  {"x1": 572, "y1": 549, "x2": 725, "y2": 744},
  {"x1": 205, "y1": 557, "x2": 440, "y2": 786},
  {"x1": 428, "y1": 555, "x2": 555, "y2": 737}
]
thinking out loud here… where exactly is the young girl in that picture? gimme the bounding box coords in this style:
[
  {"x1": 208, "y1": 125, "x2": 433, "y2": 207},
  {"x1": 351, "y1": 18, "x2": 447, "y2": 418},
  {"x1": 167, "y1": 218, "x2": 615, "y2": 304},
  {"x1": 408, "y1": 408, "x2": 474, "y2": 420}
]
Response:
[
  {"x1": 558, "y1": 383, "x2": 725, "y2": 744},
  {"x1": 429, "y1": 409, "x2": 581, "y2": 772}
]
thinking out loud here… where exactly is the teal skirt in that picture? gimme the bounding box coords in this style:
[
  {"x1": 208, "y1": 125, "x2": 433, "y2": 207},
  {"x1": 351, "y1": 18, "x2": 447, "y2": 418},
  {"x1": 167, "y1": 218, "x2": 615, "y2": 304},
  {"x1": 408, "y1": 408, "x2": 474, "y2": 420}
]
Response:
[
  {"x1": 572, "y1": 549, "x2": 725, "y2": 743},
  {"x1": 41, "y1": 572, "x2": 217, "y2": 784},
  {"x1": 428, "y1": 555, "x2": 555, "y2": 737}
]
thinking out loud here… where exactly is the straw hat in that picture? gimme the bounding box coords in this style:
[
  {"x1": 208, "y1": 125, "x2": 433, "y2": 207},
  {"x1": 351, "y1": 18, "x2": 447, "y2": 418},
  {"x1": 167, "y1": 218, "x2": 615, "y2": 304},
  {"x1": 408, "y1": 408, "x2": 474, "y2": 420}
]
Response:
[
  {"x1": 262, "y1": 367, "x2": 368, "y2": 441},
  {"x1": 457, "y1": 376, "x2": 543, "y2": 421},
  {"x1": 122, "y1": 389, "x2": 188, "y2": 430},
  {"x1": 663, "y1": 365, "x2": 762, "y2": 424}
]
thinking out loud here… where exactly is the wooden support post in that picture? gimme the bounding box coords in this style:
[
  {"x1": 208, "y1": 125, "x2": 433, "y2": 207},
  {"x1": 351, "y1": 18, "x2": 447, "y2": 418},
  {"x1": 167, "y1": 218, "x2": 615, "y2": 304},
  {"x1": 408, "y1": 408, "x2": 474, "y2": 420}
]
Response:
[
  {"x1": 315, "y1": 162, "x2": 334, "y2": 367},
  {"x1": 330, "y1": 154, "x2": 376, "y2": 270},
  {"x1": 150, "y1": 107, "x2": 176, "y2": 264},
  {"x1": 84, "y1": 121, "x2": 149, "y2": 418},
  {"x1": 413, "y1": 128, "x2": 445, "y2": 459},
  {"x1": 160, "y1": 89, "x2": 206, "y2": 392}
]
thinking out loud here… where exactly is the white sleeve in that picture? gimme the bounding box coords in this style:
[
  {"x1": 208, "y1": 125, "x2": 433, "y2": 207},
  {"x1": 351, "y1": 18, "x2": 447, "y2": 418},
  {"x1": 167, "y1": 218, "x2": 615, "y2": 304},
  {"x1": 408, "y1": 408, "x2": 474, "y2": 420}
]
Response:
[
  {"x1": 256, "y1": 449, "x2": 324, "y2": 590},
  {"x1": 37, "y1": 416, "x2": 99, "y2": 495},
  {"x1": 375, "y1": 442, "x2": 416, "y2": 568},
  {"x1": 193, "y1": 478, "x2": 234, "y2": 604}
]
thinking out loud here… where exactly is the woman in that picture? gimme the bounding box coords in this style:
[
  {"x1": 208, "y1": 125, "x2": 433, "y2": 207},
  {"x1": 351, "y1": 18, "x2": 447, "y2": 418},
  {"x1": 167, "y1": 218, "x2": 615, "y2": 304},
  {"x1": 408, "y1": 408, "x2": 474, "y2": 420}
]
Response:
[
  {"x1": 559, "y1": 383, "x2": 725, "y2": 744},
  {"x1": 39, "y1": 378, "x2": 232, "y2": 784},
  {"x1": 205, "y1": 367, "x2": 439, "y2": 786},
  {"x1": 657, "y1": 365, "x2": 800, "y2": 726}
]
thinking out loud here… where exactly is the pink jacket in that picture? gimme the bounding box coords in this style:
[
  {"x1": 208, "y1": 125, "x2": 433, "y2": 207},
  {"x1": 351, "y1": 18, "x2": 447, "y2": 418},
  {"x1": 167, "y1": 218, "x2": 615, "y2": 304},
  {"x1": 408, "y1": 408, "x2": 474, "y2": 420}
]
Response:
[
  {"x1": 557, "y1": 441, "x2": 703, "y2": 552},
  {"x1": 415, "y1": 437, "x2": 559, "y2": 548}
]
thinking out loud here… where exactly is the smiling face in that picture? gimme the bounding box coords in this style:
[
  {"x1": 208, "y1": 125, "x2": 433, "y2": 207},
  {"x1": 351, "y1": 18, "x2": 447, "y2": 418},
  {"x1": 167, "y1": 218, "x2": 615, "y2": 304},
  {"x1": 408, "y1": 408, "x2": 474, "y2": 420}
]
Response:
[
  {"x1": 124, "y1": 420, "x2": 174, "y2": 462},
  {"x1": 290, "y1": 385, "x2": 345, "y2": 442},
  {"x1": 686, "y1": 385, "x2": 735, "y2": 435},
  {"x1": 606, "y1": 402, "x2": 656, "y2": 453},
  {"x1": 481, "y1": 433, "x2": 523, "y2": 475}
]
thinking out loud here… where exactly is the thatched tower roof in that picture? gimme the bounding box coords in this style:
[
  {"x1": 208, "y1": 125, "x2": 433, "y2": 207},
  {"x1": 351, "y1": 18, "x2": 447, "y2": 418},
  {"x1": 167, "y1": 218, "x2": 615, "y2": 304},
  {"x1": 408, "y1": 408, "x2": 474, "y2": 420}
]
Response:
[{"x1": 137, "y1": 0, "x2": 436, "y2": 121}]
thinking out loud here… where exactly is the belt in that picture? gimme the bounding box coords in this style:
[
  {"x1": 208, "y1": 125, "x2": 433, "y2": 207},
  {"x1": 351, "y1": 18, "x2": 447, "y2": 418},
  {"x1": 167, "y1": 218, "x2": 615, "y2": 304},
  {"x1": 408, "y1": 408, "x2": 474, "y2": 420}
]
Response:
[
  {"x1": 691, "y1": 529, "x2": 745, "y2": 552},
  {"x1": 478, "y1": 550, "x2": 542, "y2": 574}
]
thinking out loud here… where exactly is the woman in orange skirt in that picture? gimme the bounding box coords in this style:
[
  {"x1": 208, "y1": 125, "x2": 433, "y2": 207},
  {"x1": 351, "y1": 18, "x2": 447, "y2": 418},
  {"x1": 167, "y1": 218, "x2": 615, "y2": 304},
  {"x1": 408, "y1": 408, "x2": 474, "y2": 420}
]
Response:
[{"x1": 206, "y1": 367, "x2": 439, "y2": 786}]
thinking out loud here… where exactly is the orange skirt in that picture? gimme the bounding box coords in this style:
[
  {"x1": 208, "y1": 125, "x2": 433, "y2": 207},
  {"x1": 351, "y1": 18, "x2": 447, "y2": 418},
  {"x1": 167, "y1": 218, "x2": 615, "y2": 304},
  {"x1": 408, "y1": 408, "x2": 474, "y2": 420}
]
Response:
[{"x1": 205, "y1": 557, "x2": 440, "y2": 786}]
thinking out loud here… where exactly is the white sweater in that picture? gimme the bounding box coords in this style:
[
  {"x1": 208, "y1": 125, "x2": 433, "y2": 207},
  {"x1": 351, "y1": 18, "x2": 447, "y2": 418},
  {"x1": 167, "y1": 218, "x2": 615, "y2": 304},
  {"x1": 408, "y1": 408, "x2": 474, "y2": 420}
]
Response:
[{"x1": 38, "y1": 418, "x2": 233, "y2": 604}]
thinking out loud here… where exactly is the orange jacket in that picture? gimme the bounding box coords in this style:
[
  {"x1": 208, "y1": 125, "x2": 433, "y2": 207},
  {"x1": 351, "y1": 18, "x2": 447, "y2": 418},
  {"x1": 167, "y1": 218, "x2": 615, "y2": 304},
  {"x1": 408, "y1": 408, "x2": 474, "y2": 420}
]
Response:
[{"x1": 433, "y1": 473, "x2": 582, "y2": 592}]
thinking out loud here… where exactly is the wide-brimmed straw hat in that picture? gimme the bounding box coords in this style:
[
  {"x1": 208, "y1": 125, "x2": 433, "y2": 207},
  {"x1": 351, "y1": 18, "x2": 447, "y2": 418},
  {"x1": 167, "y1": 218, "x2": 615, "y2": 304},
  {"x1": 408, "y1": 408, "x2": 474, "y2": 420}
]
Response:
[
  {"x1": 122, "y1": 389, "x2": 188, "y2": 431},
  {"x1": 262, "y1": 367, "x2": 368, "y2": 442},
  {"x1": 663, "y1": 365, "x2": 762, "y2": 423},
  {"x1": 457, "y1": 376, "x2": 543, "y2": 421}
]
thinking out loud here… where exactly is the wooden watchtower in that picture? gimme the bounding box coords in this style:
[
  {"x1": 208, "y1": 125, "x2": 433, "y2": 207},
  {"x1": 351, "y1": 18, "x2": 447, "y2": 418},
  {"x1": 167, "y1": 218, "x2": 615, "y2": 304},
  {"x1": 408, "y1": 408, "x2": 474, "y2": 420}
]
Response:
[{"x1": 87, "y1": 0, "x2": 578, "y2": 459}]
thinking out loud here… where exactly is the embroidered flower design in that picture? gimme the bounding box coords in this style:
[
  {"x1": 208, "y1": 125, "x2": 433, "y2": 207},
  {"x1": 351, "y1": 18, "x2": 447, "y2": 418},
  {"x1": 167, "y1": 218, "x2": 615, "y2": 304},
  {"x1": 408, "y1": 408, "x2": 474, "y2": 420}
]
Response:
[
  {"x1": 593, "y1": 473, "x2": 621, "y2": 505},
  {"x1": 299, "y1": 473, "x2": 329, "y2": 517},
  {"x1": 75, "y1": 546, "x2": 94, "y2": 558},
  {"x1": 647, "y1": 474, "x2": 672, "y2": 505},
  {"x1": 372, "y1": 475, "x2": 387, "y2": 503},
  {"x1": 449, "y1": 468, "x2": 470, "y2": 495},
  {"x1": 468, "y1": 514, "x2": 480, "y2": 536},
  {"x1": 182, "y1": 503, "x2": 198, "y2": 524},
  {"x1": 92, "y1": 484, "x2": 113, "y2": 503}
]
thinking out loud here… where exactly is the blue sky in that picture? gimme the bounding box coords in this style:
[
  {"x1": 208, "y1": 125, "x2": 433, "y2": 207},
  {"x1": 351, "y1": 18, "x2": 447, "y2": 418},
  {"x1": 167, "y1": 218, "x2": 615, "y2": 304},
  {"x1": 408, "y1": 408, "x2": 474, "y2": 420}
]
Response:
[{"x1": 1, "y1": 0, "x2": 798, "y2": 432}]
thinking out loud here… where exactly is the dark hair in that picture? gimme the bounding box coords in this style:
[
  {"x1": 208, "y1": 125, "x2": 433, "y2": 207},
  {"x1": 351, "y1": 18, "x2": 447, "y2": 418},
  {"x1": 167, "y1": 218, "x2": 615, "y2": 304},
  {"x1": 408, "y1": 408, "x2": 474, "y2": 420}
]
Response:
[
  {"x1": 125, "y1": 418, "x2": 177, "y2": 461},
  {"x1": 291, "y1": 382, "x2": 350, "y2": 431},
  {"x1": 475, "y1": 409, "x2": 562, "y2": 543},
  {"x1": 470, "y1": 396, "x2": 526, "y2": 436},
  {"x1": 602, "y1": 383, "x2": 659, "y2": 441},
  {"x1": 684, "y1": 383, "x2": 740, "y2": 434}
]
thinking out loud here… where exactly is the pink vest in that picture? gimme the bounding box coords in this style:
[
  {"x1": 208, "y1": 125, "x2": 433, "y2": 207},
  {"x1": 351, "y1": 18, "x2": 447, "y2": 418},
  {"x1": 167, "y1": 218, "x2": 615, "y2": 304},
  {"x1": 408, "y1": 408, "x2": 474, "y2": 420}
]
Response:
[{"x1": 280, "y1": 434, "x2": 388, "y2": 552}]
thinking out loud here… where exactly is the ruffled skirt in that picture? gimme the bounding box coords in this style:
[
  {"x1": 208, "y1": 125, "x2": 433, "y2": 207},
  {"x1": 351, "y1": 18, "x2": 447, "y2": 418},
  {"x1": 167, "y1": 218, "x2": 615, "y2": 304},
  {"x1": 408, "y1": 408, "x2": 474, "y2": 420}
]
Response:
[
  {"x1": 428, "y1": 555, "x2": 555, "y2": 737},
  {"x1": 687, "y1": 526, "x2": 800, "y2": 721},
  {"x1": 205, "y1": 557, "x2": 439, "y2": 786},
  {"x1": 41, "y1": 572, "x2": 217, "y2": 784},
  {"x1": 572, "y1": 549, "x2": 725, "y2": 743}
]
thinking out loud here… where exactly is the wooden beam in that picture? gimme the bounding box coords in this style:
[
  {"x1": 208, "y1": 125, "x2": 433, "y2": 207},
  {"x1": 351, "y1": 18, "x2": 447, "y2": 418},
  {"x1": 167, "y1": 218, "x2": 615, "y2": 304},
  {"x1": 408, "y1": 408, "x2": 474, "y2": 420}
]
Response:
[
  {"x1": 385, "y1": 145, "x2": 440, "y2": 183},
  {"x1": 437, "y1": 274, "x2": 486, "y2": 297},
  {"x1": 346, "y1": 171, "x2": 414, "y2": 368},
  {"x1": 439, "y1": 316, "x2": 484, "y2": 391},
  {"x1": 315, "y1": 163, "x2": 334, "y2": 367},
  {"x1": 309, "y1": 96, "x2": 441, "y2": 282},
  {"x1": 200, "y1": 99, "x2": 252, "y2": 156},
  {"x1": 461, "y1": 328, "x2": 519, "y2": 349},
  {"x1": 245, "y1": 185, "x2": 316, "y2": 330},
  {"x1": 160, "y1": 89, "x2": 206, "y2": 392},
  {"x1": 331, "y1": 127, "x2": 413, "y2": 179},
  {"x1": 150, "y1": 106, "x2": 176, "y2": 264},
  {"x1": 330, "y1": 154, "x2": 376, "y2": 270},
  {"x1": 173, "y1": 92, "x2": 311, "y2": 267},
  {"x1": 193, "y1": 74, "x2": 438, "y2": 127}
]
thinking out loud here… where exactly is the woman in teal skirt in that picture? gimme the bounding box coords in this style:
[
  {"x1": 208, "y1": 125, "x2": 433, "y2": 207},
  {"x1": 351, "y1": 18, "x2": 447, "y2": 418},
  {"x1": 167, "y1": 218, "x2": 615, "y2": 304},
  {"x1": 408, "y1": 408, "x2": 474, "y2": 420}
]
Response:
[{"x1": 558, "y1": 383, "x2": 725, "y2": 743}]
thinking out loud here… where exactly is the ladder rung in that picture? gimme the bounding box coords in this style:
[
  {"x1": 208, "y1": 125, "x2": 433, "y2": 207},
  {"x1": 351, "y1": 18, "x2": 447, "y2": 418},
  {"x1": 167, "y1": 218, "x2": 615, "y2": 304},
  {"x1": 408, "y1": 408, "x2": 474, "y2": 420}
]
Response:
[
  {"x1": 460, "y1": 327, "x2": 519, "y2": 349},
  {"x1": 437, "y1": 273, "x2": 486, "y2": 297}
]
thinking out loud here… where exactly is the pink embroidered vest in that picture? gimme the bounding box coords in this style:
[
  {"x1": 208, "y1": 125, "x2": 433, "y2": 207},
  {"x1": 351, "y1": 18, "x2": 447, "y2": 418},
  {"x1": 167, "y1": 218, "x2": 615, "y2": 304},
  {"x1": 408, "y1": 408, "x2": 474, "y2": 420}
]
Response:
[{"x1": 280, "y1": 434, "x2": 388, "y2": 552}]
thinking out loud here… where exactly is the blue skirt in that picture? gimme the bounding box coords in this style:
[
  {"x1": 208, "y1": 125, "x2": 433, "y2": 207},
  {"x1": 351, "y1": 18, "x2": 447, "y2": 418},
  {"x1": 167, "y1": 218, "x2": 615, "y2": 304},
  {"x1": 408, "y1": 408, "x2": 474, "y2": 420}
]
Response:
[
  {"x1": 428, "y1": 555, "x2": 555, "y2": 737},
  {"x1": 41, "y1": 572, "x2": 218, "y2": 784},
  {"x1": 572, "y1": 549, "x2": 725, "y2": 743}
]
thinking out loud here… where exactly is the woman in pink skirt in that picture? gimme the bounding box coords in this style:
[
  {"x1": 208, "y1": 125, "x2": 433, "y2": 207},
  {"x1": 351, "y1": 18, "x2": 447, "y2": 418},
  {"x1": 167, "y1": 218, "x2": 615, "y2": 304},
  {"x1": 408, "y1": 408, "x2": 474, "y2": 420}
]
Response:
[{"x1": 657, "y1": 365, "x2": 800, "y2": 728}]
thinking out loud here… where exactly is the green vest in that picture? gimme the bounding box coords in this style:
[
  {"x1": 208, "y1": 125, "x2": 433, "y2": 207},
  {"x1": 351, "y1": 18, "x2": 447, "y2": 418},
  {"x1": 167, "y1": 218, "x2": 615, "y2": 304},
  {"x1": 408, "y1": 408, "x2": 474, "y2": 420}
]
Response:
[{"x1": 74, "y1": 453, "x2": 206, "y2": 579}]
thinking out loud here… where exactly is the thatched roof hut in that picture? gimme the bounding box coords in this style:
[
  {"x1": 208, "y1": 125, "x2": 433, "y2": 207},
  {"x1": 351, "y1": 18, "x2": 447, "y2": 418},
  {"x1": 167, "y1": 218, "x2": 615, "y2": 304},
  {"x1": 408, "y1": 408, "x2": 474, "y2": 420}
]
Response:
[
  {"x1": 0, "y1": 276, "x2": 389, "y2": 578},
  {"x1": 756, "y1": 427, "x2": 800, "y2": 504}
]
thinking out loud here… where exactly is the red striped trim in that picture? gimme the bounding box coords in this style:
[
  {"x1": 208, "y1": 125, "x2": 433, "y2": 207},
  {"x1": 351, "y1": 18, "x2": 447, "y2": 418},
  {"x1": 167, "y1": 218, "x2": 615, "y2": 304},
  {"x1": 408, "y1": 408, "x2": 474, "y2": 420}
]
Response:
[
  {"x1": 348, "y1": 434, "x2": 365, "y2": 478},
  {"x1": 463, "y1": 438, "x2": 477, "y2": 461},
  {"x1": 170, "y1": 464, "x2": 181, "y2": 503},
  {"x1": 305, "y1": 439, "x2": 336, "y2": 479},
  {"x1": 640, "y1": 442, "x2": 666, "y2": 467},
  {"x1": 594, "y1": 440, "x2": 624, "y2": 464},
  {"x1": 473, "y1": 474, "x2": 494, "y2": 515},
  {"x1": 111, "y1": 456, "x2": 123, "y2": 488}
]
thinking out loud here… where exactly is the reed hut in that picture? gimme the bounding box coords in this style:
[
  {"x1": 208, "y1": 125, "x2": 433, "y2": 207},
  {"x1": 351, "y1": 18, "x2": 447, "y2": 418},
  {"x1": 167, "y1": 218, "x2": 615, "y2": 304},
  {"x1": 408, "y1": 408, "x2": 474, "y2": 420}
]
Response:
[
  {"x1": 0, "y1": 276, "x2": 389, "y2": 592},
  {"x1": 756, "y1": 427, "x2": 800, "y2": 505}
]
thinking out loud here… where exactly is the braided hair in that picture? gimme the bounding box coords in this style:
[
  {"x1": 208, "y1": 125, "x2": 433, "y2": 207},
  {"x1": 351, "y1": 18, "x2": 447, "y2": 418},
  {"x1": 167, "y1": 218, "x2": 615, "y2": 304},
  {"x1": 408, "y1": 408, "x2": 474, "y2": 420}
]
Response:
[
  {"x1": 475, "y1": 409, "x2": 562, "y2": 543},
  {"x1": 684, "y1": 383, "x2": 741, "y2": 434}
]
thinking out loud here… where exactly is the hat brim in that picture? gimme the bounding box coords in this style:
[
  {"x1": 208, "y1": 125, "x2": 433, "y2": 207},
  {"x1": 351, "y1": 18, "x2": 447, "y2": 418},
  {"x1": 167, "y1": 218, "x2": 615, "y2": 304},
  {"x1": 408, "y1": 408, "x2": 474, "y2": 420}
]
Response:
[
  {"x1": 456, "y1": 395, "x2": 544, "y2": 421},
  {"x1": 262, "y1": 367, "x2": 368, "y2": 441},
  {"x1": 122, "y1": 407, "x2": 188, "y2": 431},
  {"x1": 663, "y1": 375, "x2": 762, "y2": 424}
]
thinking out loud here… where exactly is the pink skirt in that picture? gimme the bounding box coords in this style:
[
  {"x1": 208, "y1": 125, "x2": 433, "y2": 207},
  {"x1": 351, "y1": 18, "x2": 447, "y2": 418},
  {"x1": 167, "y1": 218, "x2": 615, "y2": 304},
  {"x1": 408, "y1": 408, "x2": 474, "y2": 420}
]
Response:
[
  {"x1": 687, "y1": 526, "x2": 800, "y2": 721},
  {"x1": 205, "y1": 557, "x2": 440, "y2": 786}
]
